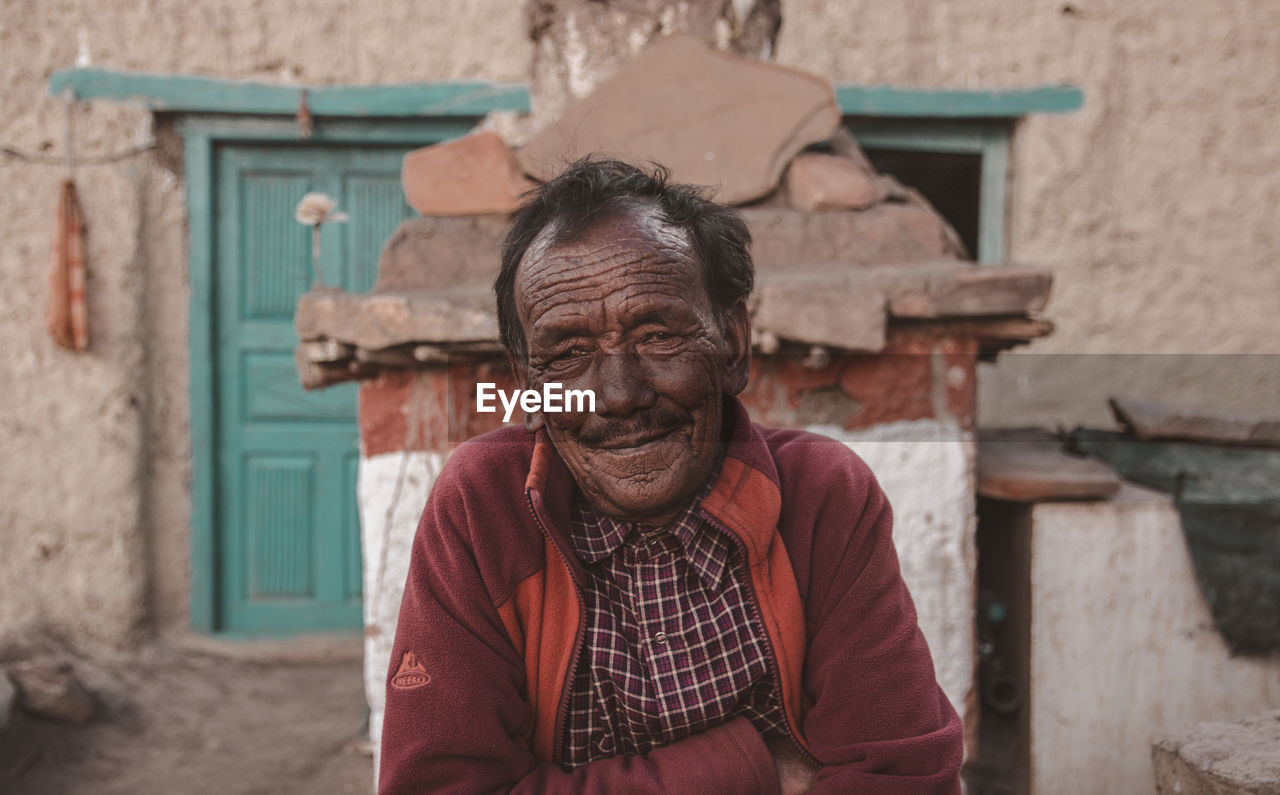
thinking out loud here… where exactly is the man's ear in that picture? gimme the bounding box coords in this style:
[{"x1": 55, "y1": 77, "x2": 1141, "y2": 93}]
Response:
[
  {"x1": 508, "y1": 351, "x2": 545, "y2": 432},
  {"x1": 721, "y1": 300, "x2": 752, "y2": 397}
]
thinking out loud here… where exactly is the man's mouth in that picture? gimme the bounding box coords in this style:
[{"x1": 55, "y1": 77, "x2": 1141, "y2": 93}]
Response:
[{"x1": 592, "y1": 425, "x2": 681, "y2": 451}]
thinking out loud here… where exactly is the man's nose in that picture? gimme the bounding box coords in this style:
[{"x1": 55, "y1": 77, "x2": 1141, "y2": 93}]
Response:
[{"x1": 594, "y1": 353, "x2": 656, "y2": 417}]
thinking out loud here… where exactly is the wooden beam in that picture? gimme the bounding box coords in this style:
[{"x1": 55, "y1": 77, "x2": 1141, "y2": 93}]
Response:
[
  {"x1": 49, "y1": 67, "x2": 531, "y2": 116},
  {"x1": 837, "y1": 84, "x2": 1084, "y2": 118}
]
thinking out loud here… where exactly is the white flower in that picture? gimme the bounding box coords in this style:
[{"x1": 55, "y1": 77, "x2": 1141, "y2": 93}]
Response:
[{"x1": 294, "y1": 193, "x2": 349, "y2": 226}]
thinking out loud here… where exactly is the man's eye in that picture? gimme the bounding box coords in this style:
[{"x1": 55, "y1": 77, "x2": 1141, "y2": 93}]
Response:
[
  {"x1": 644, "y1": 331, "x2": 673, "y2": 344},
  {"x1": 553, "y1": 346, "x2": 589, "y2": 363}
]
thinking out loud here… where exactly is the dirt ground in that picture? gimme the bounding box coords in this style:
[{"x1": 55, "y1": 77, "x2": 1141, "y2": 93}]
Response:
[{"x1": 0, "y1": 637, "x2": 373, "y2": 794}]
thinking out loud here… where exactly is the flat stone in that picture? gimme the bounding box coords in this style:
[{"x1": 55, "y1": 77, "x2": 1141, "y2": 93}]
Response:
[
  {"x1": 374, "y1": 207, "x2": 964, "y2": 296},
  {"x1": 0, "y1": 668, "x2": 13, "y2": 730},
  {"x1": 303, "y1": 257, "x2": 1050, "y2": 361},
  {"x1": 9, "y1": 658, "x2": 93, "y2": 724},
  {"x1": 1111, "y1": 397, "x2": 1280, "y2": 446},
  {"x1": 743, "y1": 205, "x2": 964, "y2": 270},
  {"x1": 785, "y1": 151, "x2": 882, "y2": 212},
  {"x1": 888, "y1": 265, "x2": 1052, "y2": 318},
  {"x1": 517, "y1": 34, "x2": 840, "y2": 205},
  {"x1": 374, "y1": 215, "x2": 508, "y2": 293},
  {"x1": 977, "y1": 428, "x2": 1122, "y2": 502},
  {"x1": 295, "y1": 286, "x2": 498, "y2": 350},
  {"x1": 1153, "y1": 711, "x2": 1280, "y2": 794},
  {"x1": 401, "y1": 131, "x2": 535, "y2": 217},
  {"x1": 753, "y1": 277, "x2": 886, "y2": 352}
]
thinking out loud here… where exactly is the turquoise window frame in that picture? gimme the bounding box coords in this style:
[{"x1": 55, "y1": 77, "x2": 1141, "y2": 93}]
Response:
[
  {"x1": 838, "y1": 84, "x2": 1083, "y2": 264},
  {"x1": 47, "y1": 68, "x2": 531, "y2": 634}
]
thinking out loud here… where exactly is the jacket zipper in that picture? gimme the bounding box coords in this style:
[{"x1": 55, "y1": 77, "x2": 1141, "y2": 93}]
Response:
[
  {"x1": 525, "y1": 490, "x2": 586, "y2": 767},
  {"x1": 702, "y1": 511, "x2": 820, "y2": 769}
]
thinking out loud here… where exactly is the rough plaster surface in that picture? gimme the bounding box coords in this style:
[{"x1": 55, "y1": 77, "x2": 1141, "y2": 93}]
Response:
[
  {"x1": 806, "y1": 420, "x2": 976, "y2": 731},
  {"x1": 0, "y1": 97, "x2": 152, "y2": 647},
  {"x1": 776, "y1": 1, "x2": 1280, "y2": 427},
  {"x1": 358, "y1": 449, "x2": 444, "y2": 779},
  {"x1": 1029, "y1": 485, "x2": 1280, "y2": 794},
  {"x1": 525, "y1": 0, "x2": 781, "y2": 133},
  {"x1": 0, "y1": 0, "x2": 531, "y2": 647}
]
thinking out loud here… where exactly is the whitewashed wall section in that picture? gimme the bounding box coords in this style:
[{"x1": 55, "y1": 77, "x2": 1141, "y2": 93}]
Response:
[{"x1": 808, "y1": 419, "x2": 977, "y2": 724}]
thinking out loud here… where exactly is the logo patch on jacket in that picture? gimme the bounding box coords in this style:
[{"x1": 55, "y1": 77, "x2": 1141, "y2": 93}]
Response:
[{"x1": 391, "y1": 650, "x2": 431, "y2": 690}]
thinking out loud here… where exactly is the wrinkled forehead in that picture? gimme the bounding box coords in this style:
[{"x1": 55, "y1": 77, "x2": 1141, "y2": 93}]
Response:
[{"x1": 515, "y1": 202, "x2": 695, "y2": 289}]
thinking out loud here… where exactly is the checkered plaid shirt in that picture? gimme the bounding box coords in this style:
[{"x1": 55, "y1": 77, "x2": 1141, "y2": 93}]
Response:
[{"x1": 561, "y1": 476, "x2": 787, "y2": 768}]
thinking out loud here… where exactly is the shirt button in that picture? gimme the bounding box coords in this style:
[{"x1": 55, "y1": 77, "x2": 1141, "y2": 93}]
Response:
[{"x1": 654, "y1": 631, "x2": 668, "y2": 644}]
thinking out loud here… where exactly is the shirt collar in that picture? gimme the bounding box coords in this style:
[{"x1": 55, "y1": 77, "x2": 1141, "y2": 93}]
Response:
[{"x1": 568, "y1": 458, "x2": 732, "y2": 589}]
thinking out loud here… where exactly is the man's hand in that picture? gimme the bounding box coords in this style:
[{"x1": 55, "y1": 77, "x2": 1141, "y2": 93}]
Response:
[{"x1": 766, "y1": 736, "x2": 818, "y2": 795}]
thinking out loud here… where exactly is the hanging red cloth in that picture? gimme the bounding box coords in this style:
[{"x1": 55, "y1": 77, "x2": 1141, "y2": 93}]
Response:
[{"x1": 45, "y1": 178, "x2": 88, "y2": 352}]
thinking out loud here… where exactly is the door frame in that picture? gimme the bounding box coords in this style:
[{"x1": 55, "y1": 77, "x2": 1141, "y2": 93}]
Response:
[{"x1": 181, "y1": 115, "x2": 479, "y2": 634}]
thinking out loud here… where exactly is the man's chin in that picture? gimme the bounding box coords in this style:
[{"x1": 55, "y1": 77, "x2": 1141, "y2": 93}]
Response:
[{"x1": 560, "y1": 423, "x2": 721, "y2": 523}]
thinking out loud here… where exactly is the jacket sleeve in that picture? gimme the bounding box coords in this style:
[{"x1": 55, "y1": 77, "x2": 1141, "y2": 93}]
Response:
[
  {"x1": 797, "y1": 454, "x2": 964, "y2": 794},
  {"x1": 378, "y1": 460, "x2": 783, "y2": 794}
]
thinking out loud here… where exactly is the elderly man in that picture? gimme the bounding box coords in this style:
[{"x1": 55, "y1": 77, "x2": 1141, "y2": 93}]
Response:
[{"x1": 380, "y1": 159, "x2": 962, "y2": 793}]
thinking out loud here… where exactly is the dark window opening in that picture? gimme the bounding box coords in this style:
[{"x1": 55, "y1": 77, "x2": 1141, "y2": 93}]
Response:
[{"x1": 862, "y1": 148, "x2": 982, "y2": 260}]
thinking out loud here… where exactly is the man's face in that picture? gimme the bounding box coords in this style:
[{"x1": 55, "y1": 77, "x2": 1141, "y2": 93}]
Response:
[{"x1": 512, "y1": 207, "x2": 750, "y2": 526}]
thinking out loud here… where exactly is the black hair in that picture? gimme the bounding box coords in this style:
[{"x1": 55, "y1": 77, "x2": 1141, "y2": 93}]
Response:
[{"x1": 495, "y1": 157, "x2": 754, "y2": 360}]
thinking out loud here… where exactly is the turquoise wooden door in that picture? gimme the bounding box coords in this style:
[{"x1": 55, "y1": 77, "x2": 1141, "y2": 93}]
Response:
[{"x1": 211, "y1": 144, "x2": 413, "y2": 634}]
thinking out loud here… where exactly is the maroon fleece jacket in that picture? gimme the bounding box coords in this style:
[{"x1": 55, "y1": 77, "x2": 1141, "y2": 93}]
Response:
[{"x1": 380, "y1": 399, "x2": 963, "y2": 793}]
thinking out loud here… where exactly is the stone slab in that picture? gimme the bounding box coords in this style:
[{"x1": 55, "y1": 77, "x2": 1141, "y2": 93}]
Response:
[
  {"x1": 402, "y1": 131, "x2": 534, "y2": 217},
  {"x1": 370, "y1": 208, "x2": 974, "y2": 295},
  {"x1": 743, "y1": 205, "x2": 965, "y2": 270},
  {"x1": 295, "y1": 286, "x2": 498, "y2": 350},
  {"x1": 753, "y1": 278, "x2": 886, "y2": 352},
  {"x1": 299, "y1": 259, "x2": 1049, "y2": 365},
  {"x1": 889, "y1": 265, "x2": 1052, "y2": 318},
  {"x1": 977, "y1": 427, "x2": 1121, "y2": 501},
  {"x1": 1153, "y1": 711, "x2": 1280, "y2": 794},
  {"x1": 517, "y1": 34, "x2": 840, "y2": 205},
  {"x1": 374, "y1": 215, "x2": 508, "y2": 293},
  {"x1": 1112, "y1": 397, "x2": 1280, "y2": 447},
  {"x1": 373, "y1": 206, "x2": 966, "y2": 295}
]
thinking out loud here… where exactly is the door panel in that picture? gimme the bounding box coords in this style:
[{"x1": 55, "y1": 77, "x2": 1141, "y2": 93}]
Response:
[
  {"x1": 211, "y1": 144, "x2": 414, "y2": 634},
  {"x1": 245, "y1": 456, "x2": 315, "y2": 598},
  {"x1": 345, "y1": 174, "x2": 408, "y2": 291}
]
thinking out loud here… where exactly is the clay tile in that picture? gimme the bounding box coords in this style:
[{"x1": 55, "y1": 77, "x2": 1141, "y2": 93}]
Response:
[{"x1": 517, "y1": 35, "x2": 841, "y2": 205}]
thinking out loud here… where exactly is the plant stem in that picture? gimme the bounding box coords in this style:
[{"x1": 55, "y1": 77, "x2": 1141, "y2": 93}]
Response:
[{"x1": 311, "y1": 224, "x2": 323, "y2": 286}]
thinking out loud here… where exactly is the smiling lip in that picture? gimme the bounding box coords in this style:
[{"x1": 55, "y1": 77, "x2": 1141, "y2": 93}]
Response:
[{"x1": 593, "y1": 426, "x2": 680, "y2": 451}]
